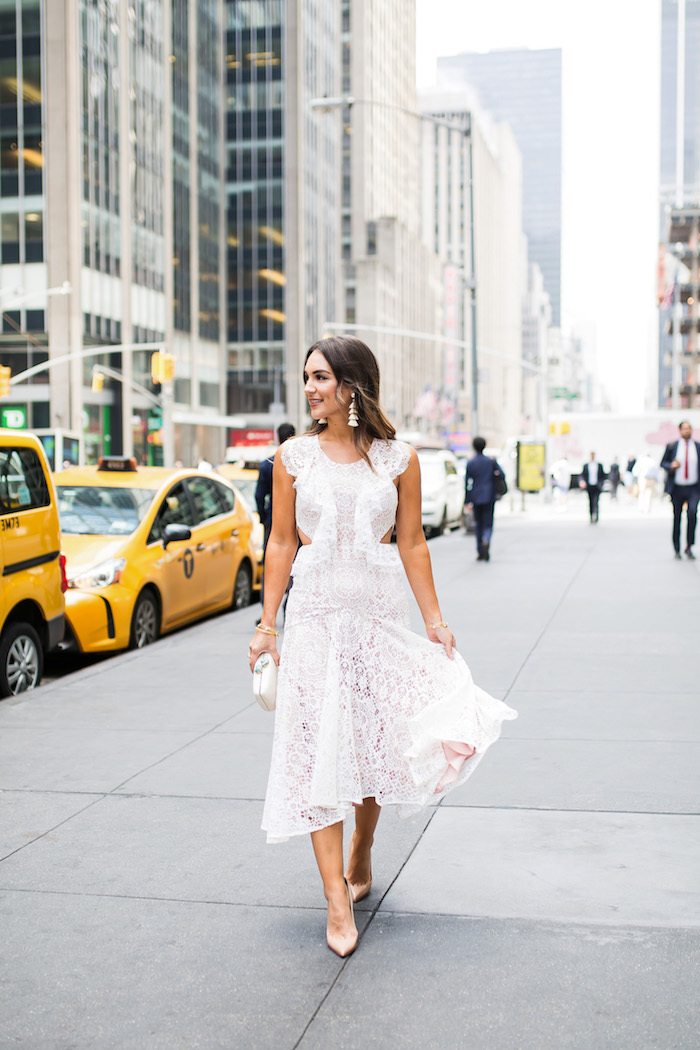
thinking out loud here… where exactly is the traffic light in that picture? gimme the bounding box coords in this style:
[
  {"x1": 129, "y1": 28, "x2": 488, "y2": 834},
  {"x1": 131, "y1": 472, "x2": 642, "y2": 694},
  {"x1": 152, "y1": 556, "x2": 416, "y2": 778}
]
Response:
[
  {"x1": 0, "y1": 365, "x2": 11, "y2": 398},
  {"x1": 151, "y1": 351, "x2": 175, "y2": 384},
  {"x1": 150, "y1": 352, "x2": 162, "y2": 383},
  {"x1": 91, "y1": 371, "x2": 104, "y2": 393},
  {"x1": 161, "y1": 353, "x2": 175, "y2": 381}
]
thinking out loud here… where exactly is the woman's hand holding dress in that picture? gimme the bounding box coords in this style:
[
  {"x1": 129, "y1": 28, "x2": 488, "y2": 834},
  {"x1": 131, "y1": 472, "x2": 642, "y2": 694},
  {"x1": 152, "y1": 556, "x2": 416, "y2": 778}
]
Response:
[
  {"x1": 395, "y1": 452, "x2": 456, "y2": 661},
  {"x1": 426, "y1": 623, "x2": 456, "y2": 660}
]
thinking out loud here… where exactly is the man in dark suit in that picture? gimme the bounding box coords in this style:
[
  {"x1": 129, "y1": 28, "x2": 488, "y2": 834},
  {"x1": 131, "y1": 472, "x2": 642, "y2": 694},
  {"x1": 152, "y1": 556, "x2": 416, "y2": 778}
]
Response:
[
  {"x1": 660, "y1": 420, "x2": 700, "y2": 559},
  {"x1": 579, "y1": 451, "x2": 606, "y2": 523},
  {"x1": 465, "y1": 436, "x2": 505, "y2": 562}
]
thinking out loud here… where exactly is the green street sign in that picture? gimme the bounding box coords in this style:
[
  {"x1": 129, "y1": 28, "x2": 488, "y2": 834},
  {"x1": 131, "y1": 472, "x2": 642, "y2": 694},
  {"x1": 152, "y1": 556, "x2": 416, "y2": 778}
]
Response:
[{"x1": 0, "y1": 406, "x2": 27, "y2": 429}]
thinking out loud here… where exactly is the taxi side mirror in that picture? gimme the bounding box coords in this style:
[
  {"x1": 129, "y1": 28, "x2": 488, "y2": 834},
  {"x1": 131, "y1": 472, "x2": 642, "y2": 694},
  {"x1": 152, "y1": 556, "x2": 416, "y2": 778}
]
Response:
[{"x1": 162, "y1": 523, "x2": 192, "y2": 548}]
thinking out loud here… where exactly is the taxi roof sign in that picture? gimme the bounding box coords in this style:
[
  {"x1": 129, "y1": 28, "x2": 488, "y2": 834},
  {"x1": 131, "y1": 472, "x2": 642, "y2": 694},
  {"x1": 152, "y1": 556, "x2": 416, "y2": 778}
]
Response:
[{"x1": 97, "y1": 456, "x2": 139, "y2": 472}]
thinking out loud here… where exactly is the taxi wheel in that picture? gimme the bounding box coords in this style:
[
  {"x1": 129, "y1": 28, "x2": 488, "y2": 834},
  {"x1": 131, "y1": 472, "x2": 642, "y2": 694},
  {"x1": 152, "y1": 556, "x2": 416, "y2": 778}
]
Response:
[
  {"x1": 0, "y1": 623, "x2": 43, "y2": 698},
  {"x1": 232, "y1": 563, "x2": 252, "y2": 610},
  {"x1": 129, "y1": 589, "x2": 160, "y2": 649}
]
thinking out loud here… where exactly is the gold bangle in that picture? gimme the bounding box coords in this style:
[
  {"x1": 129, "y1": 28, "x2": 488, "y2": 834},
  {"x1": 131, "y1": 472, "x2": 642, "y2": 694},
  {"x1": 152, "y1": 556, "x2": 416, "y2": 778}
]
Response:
[
  {"x1": 256, "y1": 623, "x2": 280, "y2": 637},
  {"x1": 425, "y1": 621, "x2": 448, "y2": 630}
]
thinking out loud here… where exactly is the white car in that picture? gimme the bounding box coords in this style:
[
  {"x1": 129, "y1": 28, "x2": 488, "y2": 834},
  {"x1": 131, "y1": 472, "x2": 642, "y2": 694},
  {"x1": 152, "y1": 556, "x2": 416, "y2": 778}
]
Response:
[{"x1": 417, "y1": 449, "x2": 465, "y2": 537}]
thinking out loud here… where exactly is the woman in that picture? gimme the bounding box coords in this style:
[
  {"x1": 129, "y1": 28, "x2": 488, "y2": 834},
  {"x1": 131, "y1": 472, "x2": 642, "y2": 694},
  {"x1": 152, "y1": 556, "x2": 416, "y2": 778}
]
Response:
[{"x1": 248, "y1": 336, "x2": 516, "y2": 958}]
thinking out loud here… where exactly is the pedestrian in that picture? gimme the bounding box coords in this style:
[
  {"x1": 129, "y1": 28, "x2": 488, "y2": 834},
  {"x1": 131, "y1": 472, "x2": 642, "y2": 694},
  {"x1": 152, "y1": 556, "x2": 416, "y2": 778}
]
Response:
[
  {"x1": 551, "y1": 456, "x2": 572, "y2": 509},
  {"x1": 247, "y1": 336, "x2": 516, "y2": 958},
  {"x1": 464, "y1": 436, "x2": 506, "y2": 561},
  {"x1": 255, "y1": 422, "x2": 296, "y2": 606},
  {"x1": 579, "y1": 451, "x2": 606, "y2": 523},
  {"x1": 608, "y1": 459, "x2": 622, "y2": 500},
  {"x1": 633, "y1": 451, "x2": 659, "y2": 515},
  {"x1": 624, "y1": 454, "x2": 637, "y2": 499},
  {"x1": 660, "y1": 420, "x2": 700, "y2": 559}
]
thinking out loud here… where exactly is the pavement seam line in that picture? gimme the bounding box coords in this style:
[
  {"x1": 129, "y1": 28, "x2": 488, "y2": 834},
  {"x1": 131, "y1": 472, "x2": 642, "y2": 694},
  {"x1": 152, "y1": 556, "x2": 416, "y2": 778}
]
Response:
[
  {"x1": 0, "y1": 792, "x2": 109, "y2": 864},
  {"x1": 106, "y1": 714, "x2": 245, "y2": 794},
  {"x1": 501, "y1": 539, "x2": 595, "y2": 702},
  {"x1": 291, "y1": 811, "x2": 442, "y2": 1050}
]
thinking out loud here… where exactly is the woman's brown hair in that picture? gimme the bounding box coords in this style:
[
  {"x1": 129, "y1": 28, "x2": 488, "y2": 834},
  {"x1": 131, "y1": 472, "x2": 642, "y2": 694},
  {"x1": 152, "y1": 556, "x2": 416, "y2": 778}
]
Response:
[{"x1": 304, "y1": 336, "x2": 396, "y2": 464}]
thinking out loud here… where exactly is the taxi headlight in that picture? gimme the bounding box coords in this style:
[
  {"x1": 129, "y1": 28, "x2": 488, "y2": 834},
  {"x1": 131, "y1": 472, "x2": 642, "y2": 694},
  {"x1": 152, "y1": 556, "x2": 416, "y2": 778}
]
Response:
[{"x1": 68, "y1": 557, "x2": 126, "y2": 589}]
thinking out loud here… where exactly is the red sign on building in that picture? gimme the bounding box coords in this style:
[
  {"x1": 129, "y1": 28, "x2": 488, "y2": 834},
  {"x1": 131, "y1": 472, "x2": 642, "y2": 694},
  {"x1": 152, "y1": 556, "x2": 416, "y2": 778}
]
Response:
[{"x1": 228, "y1": 428, "x2": 275, "y2": 446}]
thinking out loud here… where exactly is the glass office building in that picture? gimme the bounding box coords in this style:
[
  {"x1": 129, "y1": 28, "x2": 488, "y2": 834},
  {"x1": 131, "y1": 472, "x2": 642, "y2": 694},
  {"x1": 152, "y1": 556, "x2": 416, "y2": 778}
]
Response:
[
  {"x1": 0, "y1": 0, "x2": 225, "y2": 464},
  {"x1": 225, "y1": 0, "x2": 341, "y2": 427},
  {"x1": 226, "y1": 0, "x2": 285, "y2": 416},
  {"x1": 0, "y1": 0, "x2": 50, "y2": 431},
  {"x1": 171, "y1": 0, "x2": 223, "y2": 423}
]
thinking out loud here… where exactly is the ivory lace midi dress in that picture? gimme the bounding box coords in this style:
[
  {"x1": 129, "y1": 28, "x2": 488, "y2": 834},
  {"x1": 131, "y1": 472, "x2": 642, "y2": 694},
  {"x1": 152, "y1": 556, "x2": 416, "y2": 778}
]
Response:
[{"x1": 261, "y1": 435, "x2": 517, "y2": 843}]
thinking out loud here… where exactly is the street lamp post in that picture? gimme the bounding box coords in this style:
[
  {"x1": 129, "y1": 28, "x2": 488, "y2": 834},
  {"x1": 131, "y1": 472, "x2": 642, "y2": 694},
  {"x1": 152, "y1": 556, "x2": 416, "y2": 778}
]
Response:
[
  {"x1": 0, "y1": 281, "x2": 72, "y2": 312},
  {"x1": 8, "y1": 341, "x2": 174, "y2": 465},
  {"x1": 309, "y1": 95, "x2": 479, "y2": 435}
]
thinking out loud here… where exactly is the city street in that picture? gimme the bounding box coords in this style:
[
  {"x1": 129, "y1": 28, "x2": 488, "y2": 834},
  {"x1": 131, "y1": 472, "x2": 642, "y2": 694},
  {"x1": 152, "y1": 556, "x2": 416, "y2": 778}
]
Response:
[{"x1": 1, "y1": 493, "x2": 699, "y2": 1050}]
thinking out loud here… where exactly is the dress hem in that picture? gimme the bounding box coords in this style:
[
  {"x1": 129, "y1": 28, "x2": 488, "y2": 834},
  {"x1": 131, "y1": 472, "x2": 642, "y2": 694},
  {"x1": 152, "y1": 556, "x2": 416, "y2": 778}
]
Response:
[{"x1": 262, "y1": 749, "x2": 490, "y2": 844}]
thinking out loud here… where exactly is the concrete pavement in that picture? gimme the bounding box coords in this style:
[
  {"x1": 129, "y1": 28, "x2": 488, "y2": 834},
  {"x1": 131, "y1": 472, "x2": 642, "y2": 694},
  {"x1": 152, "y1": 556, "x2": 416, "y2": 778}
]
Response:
[{"x1": 1, "y1": 492, "x2": 699, "y2": 1049}]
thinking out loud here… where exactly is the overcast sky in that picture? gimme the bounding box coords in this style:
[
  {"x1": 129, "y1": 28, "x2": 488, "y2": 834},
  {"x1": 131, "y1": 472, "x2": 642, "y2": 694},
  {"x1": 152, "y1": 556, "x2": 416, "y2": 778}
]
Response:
[{"x1": 416, "y1": 0, "x2": 661, "y2": 413}]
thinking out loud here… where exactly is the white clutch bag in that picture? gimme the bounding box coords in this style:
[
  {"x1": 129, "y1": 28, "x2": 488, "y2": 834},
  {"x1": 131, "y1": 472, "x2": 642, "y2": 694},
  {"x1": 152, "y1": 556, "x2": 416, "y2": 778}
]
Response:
[{"x1": 253, "y1": 652, "x2": 278, "y2": 711}]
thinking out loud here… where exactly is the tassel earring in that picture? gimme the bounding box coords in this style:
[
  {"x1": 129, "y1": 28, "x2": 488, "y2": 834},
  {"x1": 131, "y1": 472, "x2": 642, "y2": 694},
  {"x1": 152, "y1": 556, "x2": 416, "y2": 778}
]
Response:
[
  {"x1": 318, "y1": 417, "x2": 327, "y2": 425},
  {"x1": 347, "y1": 392, "x2": 359, "y2": 427}
]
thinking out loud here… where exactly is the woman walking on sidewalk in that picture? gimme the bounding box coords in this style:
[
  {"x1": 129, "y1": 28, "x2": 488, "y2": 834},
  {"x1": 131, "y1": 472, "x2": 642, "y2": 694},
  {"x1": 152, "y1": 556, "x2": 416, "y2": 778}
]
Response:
[{"x1": 247, "y1": 336, "x2": 516, "y2": 958}]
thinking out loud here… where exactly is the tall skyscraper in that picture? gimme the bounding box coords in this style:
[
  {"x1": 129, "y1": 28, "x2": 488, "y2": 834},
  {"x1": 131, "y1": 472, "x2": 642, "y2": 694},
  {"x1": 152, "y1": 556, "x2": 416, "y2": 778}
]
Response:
[
  {"x1": 658, "y1": 0, "x2": 700, "y2": 407},
  {"x1": 0, "y1": 0, "x2": 226, "y2": 465},
  {"x1": 420, "y1": 88, "x2": 525, "y2": 446},
  {"x1": 660, "y1": 0, "x2": 700, "y2": 207},
  {"x1": 336, "y1": 0, "x2": 443, "y2": 429},
  {"x1": 225, "y1": 0, "x2": 341, "y2": 430},
  {"x1": 437, "y1": 48, "x2": 562, "y2": 327}
]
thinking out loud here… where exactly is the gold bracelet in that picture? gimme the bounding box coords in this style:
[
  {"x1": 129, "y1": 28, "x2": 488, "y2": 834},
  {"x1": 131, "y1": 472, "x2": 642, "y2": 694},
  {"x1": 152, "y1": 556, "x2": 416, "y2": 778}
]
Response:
[
  {"x1": 256, "y1": 623, "x2": 280, "y2": 637},
  {"x1": 425, "y1": 621, "x2": 448, "y2": 630}
]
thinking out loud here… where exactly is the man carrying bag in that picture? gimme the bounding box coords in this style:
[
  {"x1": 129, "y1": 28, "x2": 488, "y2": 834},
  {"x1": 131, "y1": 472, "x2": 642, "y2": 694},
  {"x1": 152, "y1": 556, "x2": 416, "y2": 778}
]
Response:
[{"x1": 465, "y1": 436, "x2": 506, "y2": 562}]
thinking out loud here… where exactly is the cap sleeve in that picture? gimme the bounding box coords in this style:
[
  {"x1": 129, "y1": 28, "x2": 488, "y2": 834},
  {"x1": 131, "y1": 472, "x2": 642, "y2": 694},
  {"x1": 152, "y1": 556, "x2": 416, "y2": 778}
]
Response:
[
  {"x1": 389, "y1": 440, "x2": 413, "y2": 479},
  {"x1": 371, "y1": 439, "x2": 412, "y2": 479},
  {"x1": 279, "y1": 436, "x2": 310, "y2": 478}
]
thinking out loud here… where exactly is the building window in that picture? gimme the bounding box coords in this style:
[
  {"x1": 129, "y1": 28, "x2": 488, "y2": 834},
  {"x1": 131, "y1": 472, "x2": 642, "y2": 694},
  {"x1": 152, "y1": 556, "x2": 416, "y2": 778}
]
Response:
[
  {"x1": 25, "y1": 309, "x2": 44, "y2": 332},
  {"x1": 1, "y1": 132, "x2": 19, "y2": 197},
  {"x1": 24, "y1": 211, "x2": 42, "y2": 262},
  {"x1": 2, "y1": 310, "x2": 20, "y2": 334},
  {"x1": 1, "y1": 213, "x2": 19, "y2": 264}
]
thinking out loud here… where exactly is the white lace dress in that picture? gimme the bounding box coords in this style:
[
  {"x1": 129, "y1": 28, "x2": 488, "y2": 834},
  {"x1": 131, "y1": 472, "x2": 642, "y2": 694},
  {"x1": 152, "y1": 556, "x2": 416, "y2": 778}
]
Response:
[{"x1": 261, "y1": 435, "x2": 517, "y2": 843}]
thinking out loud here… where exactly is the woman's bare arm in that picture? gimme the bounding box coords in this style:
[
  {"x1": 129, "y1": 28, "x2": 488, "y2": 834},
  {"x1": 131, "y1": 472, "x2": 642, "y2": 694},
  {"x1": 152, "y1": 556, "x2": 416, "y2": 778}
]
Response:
[
  {"x1": 395, "y1": 449, "x2": 455, "y2": 658},
  {"x1": 248, "y1": 449, "x2": 299, "y2": 666}
]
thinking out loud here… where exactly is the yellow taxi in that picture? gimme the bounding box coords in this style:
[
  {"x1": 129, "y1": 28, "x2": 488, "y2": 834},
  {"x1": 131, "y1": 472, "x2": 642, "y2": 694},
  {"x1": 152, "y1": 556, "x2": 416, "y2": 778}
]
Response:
[
  {"x1": 53, "y1": 457, "x2": 257, "y2": 653},
  {"x1": 215, "y1": 462, "x2": 266, "y2": 591},
  {"x1": 0, "y1": 430, "x2": 66, "y2": 695}
]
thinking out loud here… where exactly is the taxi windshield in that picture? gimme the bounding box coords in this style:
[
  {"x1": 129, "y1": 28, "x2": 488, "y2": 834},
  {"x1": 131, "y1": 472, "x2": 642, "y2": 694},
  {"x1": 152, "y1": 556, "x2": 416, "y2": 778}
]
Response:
[
  {"x1": 232, "y1": 477, "x2": 256, "y2": 506},
  {"x1": 56, "y1": 485, "x2": 156, "y2": 536}
]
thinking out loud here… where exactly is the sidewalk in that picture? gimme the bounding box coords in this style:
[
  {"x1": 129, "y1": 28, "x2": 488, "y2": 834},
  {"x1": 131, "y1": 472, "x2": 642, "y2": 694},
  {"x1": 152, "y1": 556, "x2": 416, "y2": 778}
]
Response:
[{"x1": 1, "y1": 499, "x2": 699, "y2": 1049}]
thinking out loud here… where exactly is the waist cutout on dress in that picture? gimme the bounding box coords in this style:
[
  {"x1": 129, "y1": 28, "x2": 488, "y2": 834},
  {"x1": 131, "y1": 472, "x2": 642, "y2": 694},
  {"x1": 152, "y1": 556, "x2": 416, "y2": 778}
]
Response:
[{"x1": 291, "y1": 540, "x2": 401, "y2": 576}]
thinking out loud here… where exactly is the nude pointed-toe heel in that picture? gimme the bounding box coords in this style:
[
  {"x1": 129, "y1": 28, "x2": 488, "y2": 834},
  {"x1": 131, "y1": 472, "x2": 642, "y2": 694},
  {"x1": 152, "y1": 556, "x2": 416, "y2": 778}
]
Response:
[
  {"x1": 326, "y1": 879, "x2": 358, "y2": 958},
  {"x1": 347, "y1": 872, "x2": 372, "y2": 903}
]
